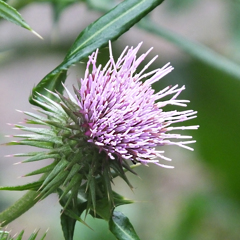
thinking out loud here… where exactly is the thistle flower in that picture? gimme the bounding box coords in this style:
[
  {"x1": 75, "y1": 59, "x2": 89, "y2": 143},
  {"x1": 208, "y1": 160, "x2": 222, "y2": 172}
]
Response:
[
  {"x1": 77, "y1": 42, "x2": 198, "y2": 167},
  {"x1": 6, "y1": 42, "x2": 198, "y2": 213}
]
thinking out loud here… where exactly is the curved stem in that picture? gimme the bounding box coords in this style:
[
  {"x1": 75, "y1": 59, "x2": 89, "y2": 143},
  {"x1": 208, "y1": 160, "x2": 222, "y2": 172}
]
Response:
[
  {"x1": 0, "y1": 174, "x2": 47, "y2": 227},
  {"x1": 0, "y1": 190, "x2": 40, "y2": 227}
]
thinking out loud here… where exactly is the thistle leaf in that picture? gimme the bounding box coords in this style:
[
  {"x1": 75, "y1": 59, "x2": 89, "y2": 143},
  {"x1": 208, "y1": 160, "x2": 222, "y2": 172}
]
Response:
[
  {"x1": 60, "y1": 104, "x2": 80, "y2": 126},
  {"x1": 22, "y1": 111, "x2": 49, "y2": 123},
  {"x1": 111, "y1": 160, "x2": 133, "y2": 189},
  {"x1": 6, "y1": 140, "x2": 53, "y2": 149},
  {"x1": 86, "y1": 170, "x2": 97, "y2": 213},
  {"x1": 57, "y1": 92, "x2": 80, "y2": 114},
  {"x1": 40, "y1": 170, "x2": 69, "y2": 195},
  {"x1": 90, "y1": 191, "x2": 134, "y2": 221},
  {"x1": 33, "y1": 98, "x2": 65, "y2": 117},
  {"x1": 58, "y1": 188, "x2": 90, "y2": 239},
  {"x1": 102, "y1": 165, "x2": 114, "y2": 206},
  {"x1": 0, "y1": 181, "x2": 43, "y2": 191},
  {"x1": 63, "y1": 209, "x2": 90, "y2": 228},
  {"x1": 60, "y1": 174, "x2": 82, "y2": 201},
  {"x1": 0, "y1": 1, "x2": 42, "y2": 38},
  {"x1": 40, "y1": 158, "x2": 68, "y2": 189},
  {"x1": 21, "y1": 153, "x2": 59, "y2": 163},
  {"x1": 10, "y1": 152, "x2": 42, "y2": 157},
  {"x1": 14, "y1": 125, "x2": 56, "y2": 136},
  {"x1": 37, "y1": 108, "x2": 66, "y2": 122},
  {"x1": 11, "y1": 134, "x2": 62, "y2": 145},
  {"x1": 35, "y1": 92, "x2": 66, "y2": 113},
  {"x1": 24, "y1": 162, "x2": 57, "y2": 176},
  {"x1": 14, "y1": 230, "x2": 25, "y2": 240},
  {"x1": 62, "y1": 165, "x2": 82, "y2": 186},
  {"x1": 109, "y1": 211, "x2": 140, "y2": 240}
]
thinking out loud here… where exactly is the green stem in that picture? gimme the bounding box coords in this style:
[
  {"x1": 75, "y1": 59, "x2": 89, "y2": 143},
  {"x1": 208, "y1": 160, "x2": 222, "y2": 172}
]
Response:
[
  {"x1": 138, "y1": 19, "x2": 240, "y2": 80},
  {"x1": 0, "y1": 174, "x2": 47, "y2": 227},
  {"x1": 0, "y1": 190, "x2": 40, "y2": 227}
]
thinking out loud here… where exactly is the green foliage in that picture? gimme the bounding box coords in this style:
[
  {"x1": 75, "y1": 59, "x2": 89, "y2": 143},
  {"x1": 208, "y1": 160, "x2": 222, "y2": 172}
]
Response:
[
  {"x1": 0, "y1": 229, "x2": 47, "y2": 240},
  {"x1": 109, "y1": 211, "x2": 140, "y2": 240},
  {"x1": 0, "y1": 0, "x2": 41, "y2": 38},
  {"x1": 0, "y1": 181, "x2": 43, "y2": 191}
]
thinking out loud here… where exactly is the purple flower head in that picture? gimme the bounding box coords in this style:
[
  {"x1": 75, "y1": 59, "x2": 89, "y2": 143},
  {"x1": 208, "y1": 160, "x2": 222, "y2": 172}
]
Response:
[{"x1": 77, "y1": 42, "x2": 199, "y2": 168}]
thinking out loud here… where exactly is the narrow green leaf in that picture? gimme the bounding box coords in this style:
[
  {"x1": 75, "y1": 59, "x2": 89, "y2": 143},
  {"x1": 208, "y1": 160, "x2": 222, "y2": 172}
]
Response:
[
  {"x1": 65, "y1": 152, "x2": 83, "y2": 170},
  {"x1": 10, "y1": 152, "x2": 59, "y2": 165},
  {"x1": 102, "y1": 165, "x2": 114, "y2": 205},
  {"x1": 22, "y1": 111, "x2": 49, "y2": 123},
  {"x1": 0, "y1": 0, "x2": 42, "y2": 38},
  {"x1": 0, "y1": 181, "x2": 43, "y2": 191},
  {"x1": 63, "y1": 0, "x2": 163, "y2": 62},
  {"x1": 62, "y1": 165, "x2": 82, "y2": 186},
  {"x1": 24, "y1": 162, "x2": 56, "y2": 176},
  {"x1": 109, "y1": 211, "x2": 140, "y2": 240},
  {"x1": 91, "y1": 191, "x2": 134, "y2": 221},
  {"x1": 24, "y1": 119, "x2": 47, "y2": 125},
  {"x1": 40, "y1": 158, "x2": 68, "y2": 189},
  {"x1": 35, "y1": 92, "x2": 65, "y2": 113},
  {"x1": 60, "y1": 211, "x2": 76, "y2": 240},
  {"x1": 113, "y1": 191, "x2": 134, "y2": 208},
  {"x1": 29, "y1": 0, "x2": 164, "y2": 105},
  {"x1": 12, "y1": 230, "x2": 24, "y2": 240},
  {"x1": 29, "y1": 70, "x2": 67, "y2": 106},
  {"x1": 48, "y1": 145, "x2": 72, "y2": 155},
  {"x1": 10, "y1": 152, "x2": 40, "y2": 157},
  {"x1": 32, "y1": 98, "x2": 63, "y2": 115},
  {"x1": 12, "y1": 134, "x2": 63, "y2": 145},
  {"x1": 38, "y1": 231, "x2": 47, "y2": 240},
  {"x1": 6, "y1": 140, "x2": 53, "y2": 149},
  {"x1": 58, "y1": 188, "x2": 89, "y2": 240},
  {"x1": 37, "y1": 108, "x2": 66, "y2": 122},
  {"x1": 44, "y1": 120, "x2": 67, "y2": 129},
  {"x1": 27, "y1": 230, "x2": 40, "y2": 240},
  {"x1": 22, "y1": 153, "x2": 59, "y2": 163},
  {"x1": 111, "y1": 160, "x2": 133, "y2": 189},
  {"x1": 63, "y1": 209, "x2": 90, "y2": 228},
  {"x1": 40, "y1": 170, "x2": 68, "y2": 194},
  {"x1": 60, "y1": 104, "x2": 79, "y2": 126},
  {"x1": 60, "y1": 174, "x2": 82, "y2": 201},
  {"x1": 39, "y1": 181, "x2": 62, "y2": 200},
  {"x1": 14, "y1": 125, "x2": 56, "y2": 136},
  {"x1": 86, "y1": 171, "x2": 96, "y2": 213},
  {"x1": 138, "y1": 19, "x2": 240, "y2": 80}
]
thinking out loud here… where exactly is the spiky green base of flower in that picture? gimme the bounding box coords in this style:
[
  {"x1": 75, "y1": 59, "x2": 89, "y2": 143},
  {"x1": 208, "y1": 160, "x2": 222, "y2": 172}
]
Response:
[{"x1": 6, "y1": 90, "x2": 136, "y2": 215}]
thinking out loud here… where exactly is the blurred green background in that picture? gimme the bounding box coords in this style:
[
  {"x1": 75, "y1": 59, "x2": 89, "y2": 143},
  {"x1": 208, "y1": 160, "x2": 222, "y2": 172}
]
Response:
[{"x1": 1, "y1": 0, "x2": 240, "y2": 239}]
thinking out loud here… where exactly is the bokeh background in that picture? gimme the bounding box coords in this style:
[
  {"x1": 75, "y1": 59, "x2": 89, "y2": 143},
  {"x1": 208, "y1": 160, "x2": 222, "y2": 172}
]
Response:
[{"x1": 1, "y1": 0, "x2": 240, "y2": 239}]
